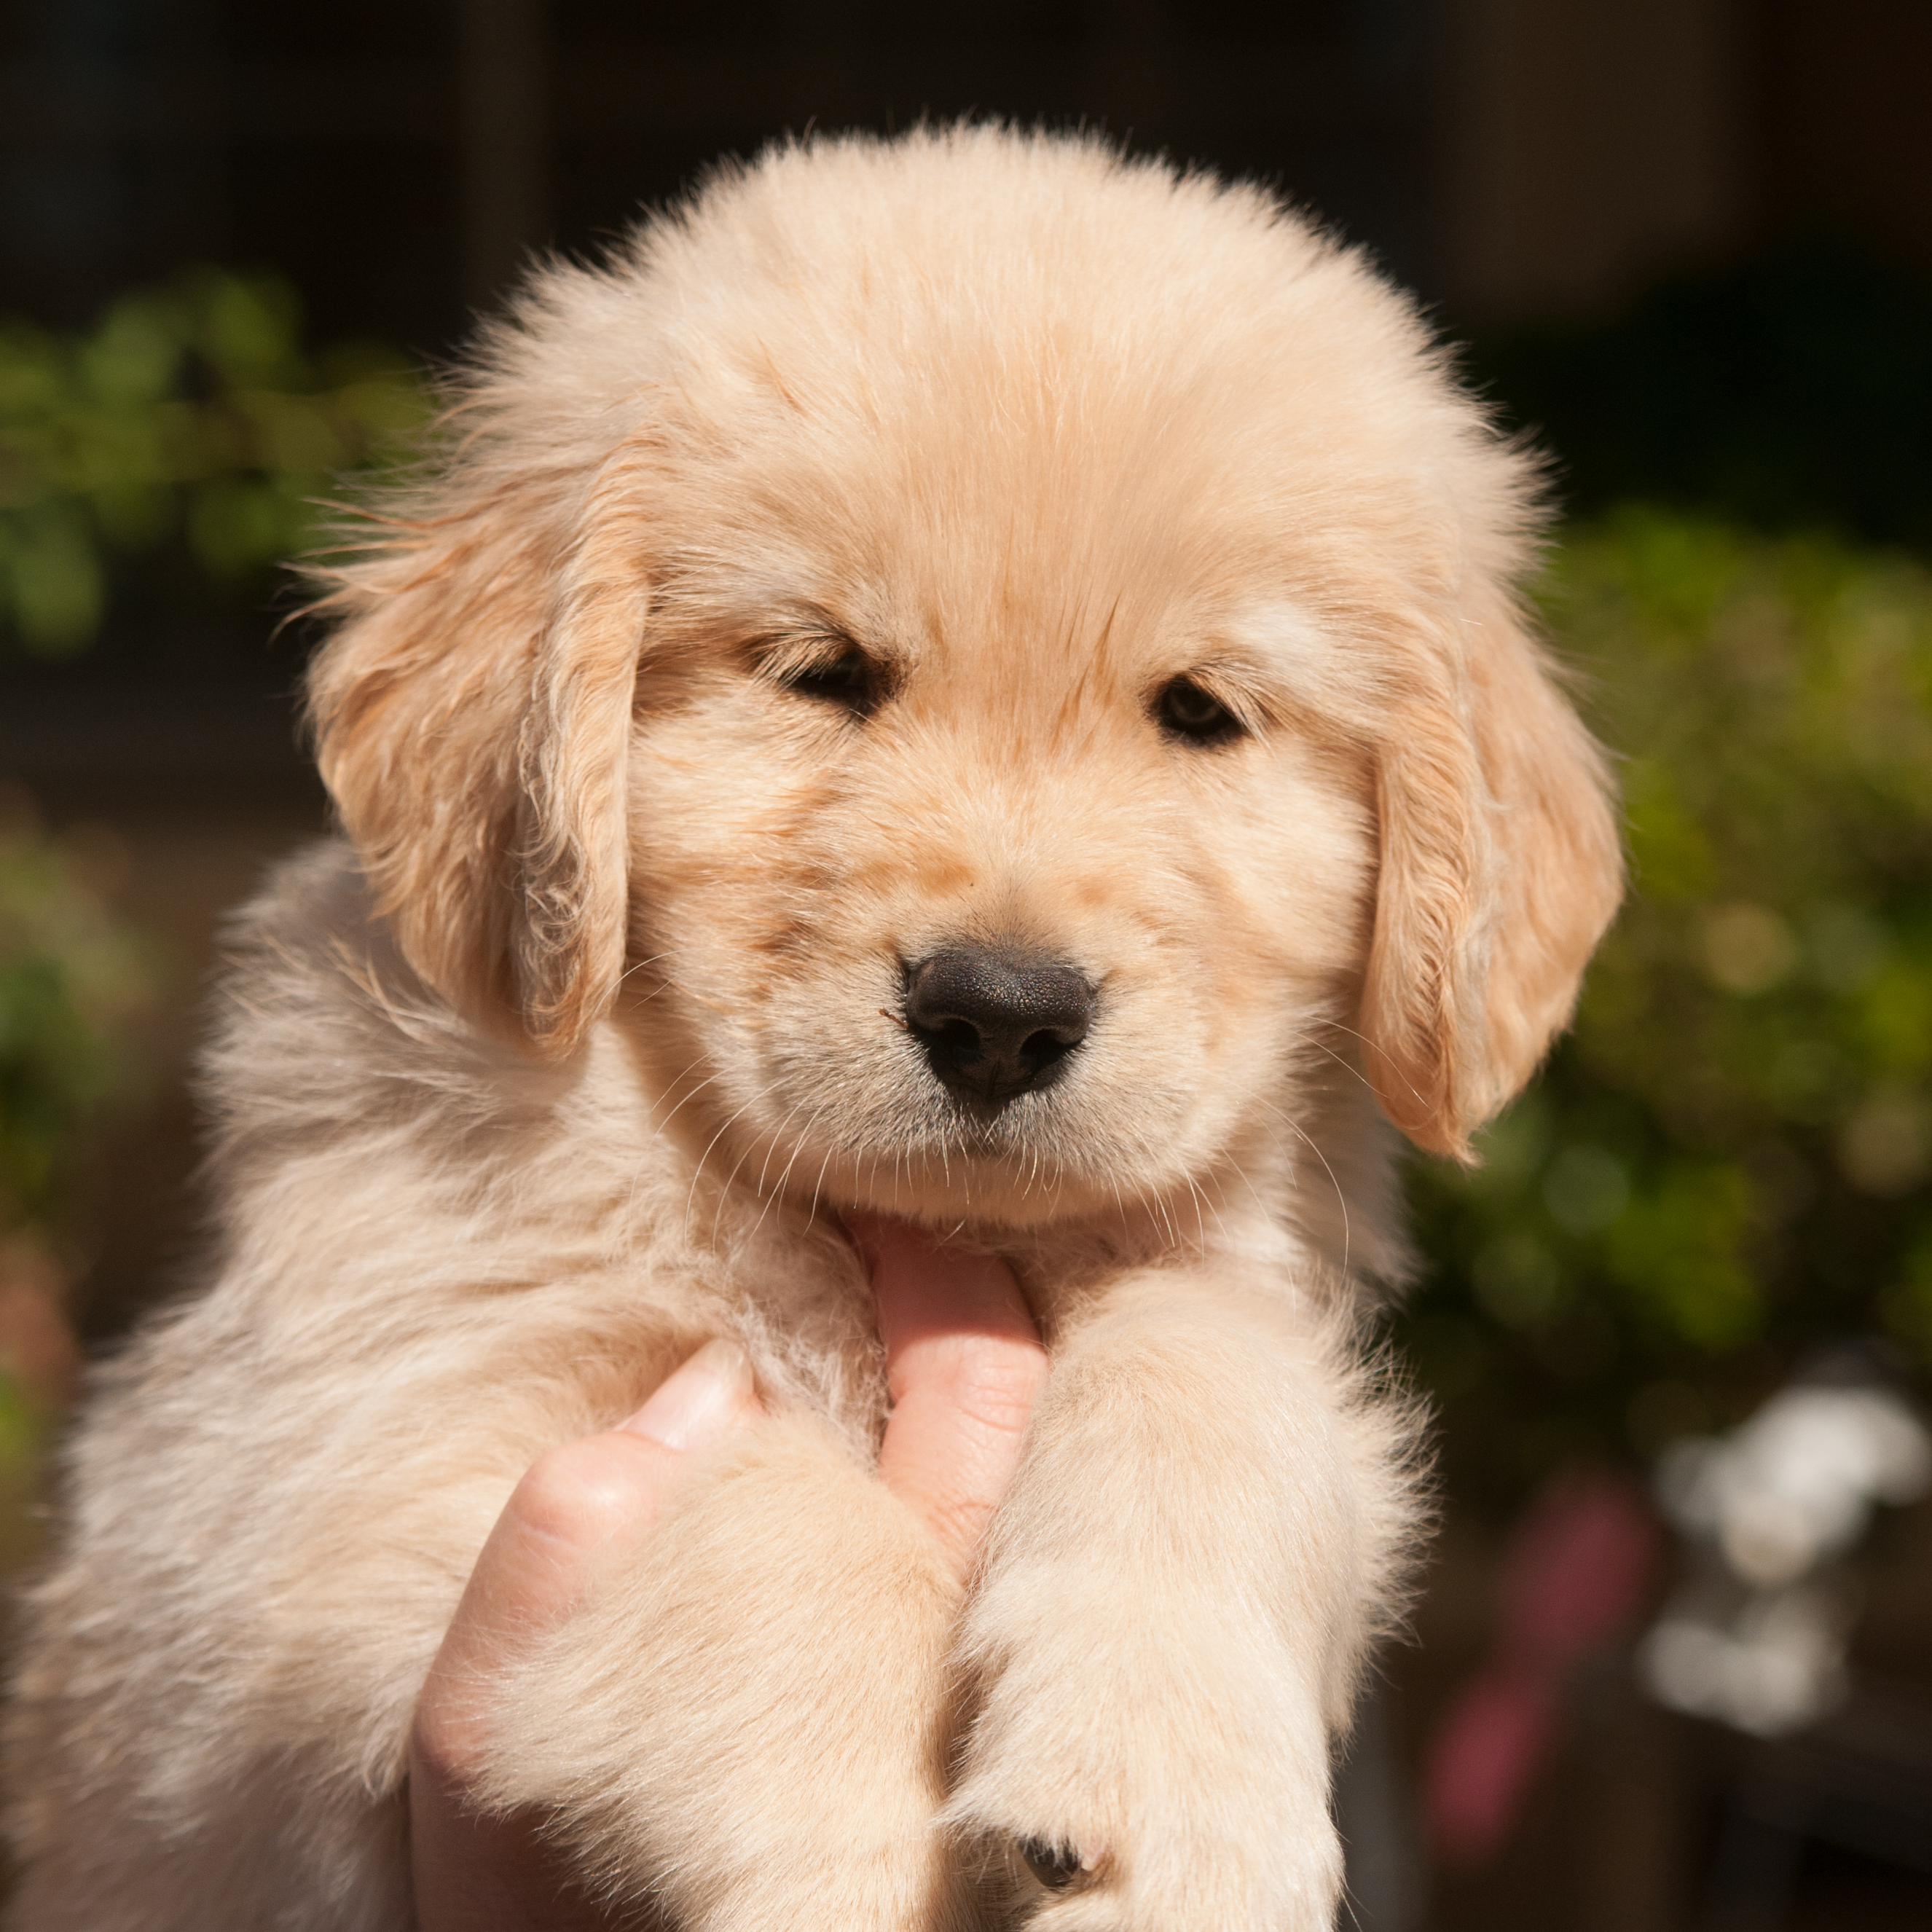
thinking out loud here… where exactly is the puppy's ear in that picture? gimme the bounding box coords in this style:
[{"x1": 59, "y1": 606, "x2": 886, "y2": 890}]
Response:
[
  {"x1": 1361, "y1": 583, "x2": 1622, "y2": 1161},
  {"x1": 307, "y1": 455, "x2": 645, "y2": 1056}
]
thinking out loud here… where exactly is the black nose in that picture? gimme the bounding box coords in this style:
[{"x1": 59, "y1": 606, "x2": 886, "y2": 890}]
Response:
[{"x1": 903, "y1": 947, "x2": 1096, "y2": 1107}]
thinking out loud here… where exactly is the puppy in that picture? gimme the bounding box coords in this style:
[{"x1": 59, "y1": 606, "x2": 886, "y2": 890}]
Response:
[{"x1": 5, "y1": 126, "x2": 1619, "y2": 1930}]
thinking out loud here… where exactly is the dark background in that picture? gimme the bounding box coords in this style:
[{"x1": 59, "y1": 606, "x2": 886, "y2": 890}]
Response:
[
  {"x1": 7, "y1": 1, "x2": 1928, "y2": 345},
  {"x1": 3, "y1": 5, "x2": 1930, "y2": 1928}
]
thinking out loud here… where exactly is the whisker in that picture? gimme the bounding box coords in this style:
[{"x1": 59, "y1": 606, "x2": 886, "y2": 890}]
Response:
[
  {"x1": 615, "y1": 949, "x2": 675, "y2": 991},
  {"x1": 1182, "y1": 1172, "x2": 1224, "y2": 1253},
  {"x1": 1250, "y1": 1093, "x2": 1351, "y2": 1279},
  {"x1": 709, "y1": 1088, "x2": 790, "y2": 1251},
  {"x1": 759, "y1": 1099, "x2": 833, "y2": 1229},
  {"x1": 745, "y1": 1096, "x2": 833, "y2": 1242},
  {"x1": 1299, "y1": 1032, "x2": 1385, "y2": 1103},
  {"x1": 1314, "y1": 1016, "x2": 1429, "y2": 1114},
  {"x1": 651, "y1": 1063, "x2": 723, "y2": 1139},
  {"x1": 616, "y1": 1049, "x2": 715, "y2": 1228},
  {"x1": 753, "y1": 1097, "x2": 807, "y2": 1199},
  {"x1": 803, "y1": 1128, "x2": 846, "y2": 1236},
  {"x1": 683, "y1": 1092, "x2": 767, "y2": 1244}
]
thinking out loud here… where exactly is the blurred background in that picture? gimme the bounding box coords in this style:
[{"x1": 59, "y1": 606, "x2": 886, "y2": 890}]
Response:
[{"x1": 2, "y1": 3, "x2": 1930, "y2": 1926}]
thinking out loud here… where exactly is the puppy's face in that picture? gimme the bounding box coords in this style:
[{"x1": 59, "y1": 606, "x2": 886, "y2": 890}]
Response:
[
  {"x1": 309, "y1": 132, "x2": 1623, "y2": 1235},
  {"x1": 621, "y1": 474, "x2": 1375, "y2": 1226}
]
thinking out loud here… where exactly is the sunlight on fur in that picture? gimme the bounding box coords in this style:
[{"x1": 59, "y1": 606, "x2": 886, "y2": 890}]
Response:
[{"x1": 4, "y1": 125, "x2": 1621, "y2": 1931}]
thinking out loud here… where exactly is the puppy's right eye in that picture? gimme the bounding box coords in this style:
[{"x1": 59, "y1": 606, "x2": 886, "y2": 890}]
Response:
[
  {"x1": 776, "y1": 643, "x2": 881, "y2": 718},
  {"x1": 1154, "y1": 674, "x2": 1244, "y2": 745}
]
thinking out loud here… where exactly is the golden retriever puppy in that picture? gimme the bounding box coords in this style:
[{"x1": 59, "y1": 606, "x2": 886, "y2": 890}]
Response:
[{"x1": 5, "y1": 125, "x2": 1619, "y2": 1930}]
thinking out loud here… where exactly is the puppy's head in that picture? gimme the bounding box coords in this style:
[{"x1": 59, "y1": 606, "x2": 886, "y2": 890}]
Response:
[{"x1": 308, "y1": 129, "x2": 1620, "y2": 1229}]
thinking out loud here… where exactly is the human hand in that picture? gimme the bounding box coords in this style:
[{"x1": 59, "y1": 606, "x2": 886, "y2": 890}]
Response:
[{"x1": 408, "y1": 1220, "x2": 1047, "y2": 1931}]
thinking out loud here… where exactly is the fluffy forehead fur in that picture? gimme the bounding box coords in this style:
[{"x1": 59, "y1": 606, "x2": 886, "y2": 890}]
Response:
[{"x1": 310, "y1": 123, "x2": 1620, "y2": 1241}]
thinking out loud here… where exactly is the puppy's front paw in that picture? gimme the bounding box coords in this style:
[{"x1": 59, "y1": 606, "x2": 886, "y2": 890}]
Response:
[
  {"x1": 479, "y1": 1415, "x2": 974, "y2": 1931},
  {"x1": 953, "y1": 1780, "x2": 1343, "y2": 1931},
  {"x1": 945, "y1": 1622, "x2": 1343, "y2": 1931}
]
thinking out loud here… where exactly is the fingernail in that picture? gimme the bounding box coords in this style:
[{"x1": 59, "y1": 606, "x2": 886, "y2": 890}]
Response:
[{"x1": 621, "y1": 1338, "x2": 755, "y2": 1450}]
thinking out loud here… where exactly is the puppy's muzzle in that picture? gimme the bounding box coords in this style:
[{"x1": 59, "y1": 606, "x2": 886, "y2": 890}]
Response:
[{"x1": 903, "y1": 946, "x2": 1095, "y2": 1108}]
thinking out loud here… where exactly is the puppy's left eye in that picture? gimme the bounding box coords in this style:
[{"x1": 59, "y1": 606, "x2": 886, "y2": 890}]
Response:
[
  {"x1": 1154, "y1": 675, "x2": 1244, "y2": 745},
  {"x1": 777, "y1": 643, "x2": 881, "y2": 718}
]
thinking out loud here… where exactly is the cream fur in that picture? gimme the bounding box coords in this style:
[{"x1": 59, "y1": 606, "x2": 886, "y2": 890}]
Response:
[{"x1": 5, "y1": 126, "x2": 1621, "y2": 1930}]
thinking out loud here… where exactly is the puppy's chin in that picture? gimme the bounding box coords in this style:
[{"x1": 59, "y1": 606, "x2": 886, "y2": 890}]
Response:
[
  {"x1": 712, "y1": 1069, "x2": 1249, "y2": 1233},
  {"x1": 736, "y1": 1134, "x2": 1186, "y2": 1234}
]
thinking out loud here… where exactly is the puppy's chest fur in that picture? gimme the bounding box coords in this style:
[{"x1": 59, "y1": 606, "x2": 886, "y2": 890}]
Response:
[{"x1": 208, "y1": 840, "x2": 1308, "y2": 1464}]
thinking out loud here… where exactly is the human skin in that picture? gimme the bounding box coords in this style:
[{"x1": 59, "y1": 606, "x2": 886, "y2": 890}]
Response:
[{"x1": 409, "y1": 1216, "x2": 1051, "y2": 1931}]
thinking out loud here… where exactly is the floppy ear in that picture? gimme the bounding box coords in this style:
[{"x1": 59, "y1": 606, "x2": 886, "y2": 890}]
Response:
[
  {"x1": 306, "y1": 452, "x2": 646, "y2": 1056},
  {"x1": 1360, "y1": 581, "x2": 1622, "y2": 1161}
]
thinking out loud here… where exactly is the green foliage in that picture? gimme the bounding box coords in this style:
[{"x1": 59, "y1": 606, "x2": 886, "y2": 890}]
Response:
[
  {"x1": 0, "y1": 806, "x2": 149, "y2": 1544},
  {"x1": 0, "y1": 272, "x2": 427, "y2": 657},
  {"x1": 1401, "y1": 511, "x2": 1932, "y2": 1504},
  {"x1": 0, "y1": 801, "x2": 151, "y2": 1238}
]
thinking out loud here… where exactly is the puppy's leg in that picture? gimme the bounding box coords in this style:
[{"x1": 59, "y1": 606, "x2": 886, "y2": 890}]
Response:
[
  {"x1": 946, "y1": 1271, "x2": 1421, "y2": 1931},
  {"x1": 477, "y1": 1409, "x2": 973, "y2": 1932}
]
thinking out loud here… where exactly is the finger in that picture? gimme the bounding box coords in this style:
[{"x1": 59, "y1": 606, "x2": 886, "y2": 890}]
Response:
[
  {"x1": 849, "y1": 1214, "x2": 1048, "y2": 1581},
  {"x1": 410, "y1": 1340, "x2": 757, "y2": 1932},
  {"x1": 418, "y1": 1338, "x2": 759, "y2": 1769}
]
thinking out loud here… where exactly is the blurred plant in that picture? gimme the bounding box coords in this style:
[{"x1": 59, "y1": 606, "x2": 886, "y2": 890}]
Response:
[
  {"x1": 1402, "y1": 511, "x2": 1932, "y2": 1504},
  {"x1": 0, "y1": 272, "x2": 427, "y2": 657},
  {"x1": 0, "y1": 786, "x2": 153, "y2": 1557}
]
